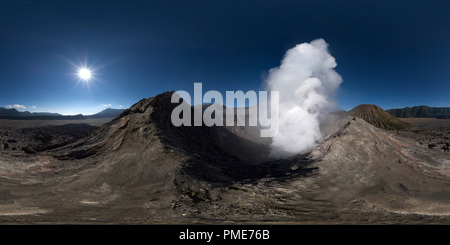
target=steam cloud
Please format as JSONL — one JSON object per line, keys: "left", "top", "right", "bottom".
{"left": 265, "top": 39, "right": 342, "bottom": 158}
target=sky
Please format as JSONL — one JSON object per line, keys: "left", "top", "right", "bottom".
{"left": 1, "top": 0, "right": 450, "bottom": 115}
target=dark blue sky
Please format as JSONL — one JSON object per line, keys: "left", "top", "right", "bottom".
{"left": 1, "top": 0, "right": 450, "bottom": 114}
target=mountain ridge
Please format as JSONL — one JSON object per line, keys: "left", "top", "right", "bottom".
{"left": 0, "top": 107, "right": 125, "bottom": 120}
{"left": 386, "top": 105, "right": 450, "bottom": 119}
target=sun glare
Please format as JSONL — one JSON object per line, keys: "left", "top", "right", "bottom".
{"left": 79, "top": 68, "right": 92, "bottom": 80}
{"left": 60, "top": 53, "right": 102, "bottom": 90}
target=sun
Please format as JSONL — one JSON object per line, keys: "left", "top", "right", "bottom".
{"left": 78, "top": 68, "right": 92, "bottom": 81}
{"left": 59, "top": 53, "right": 103, "bottom": 90}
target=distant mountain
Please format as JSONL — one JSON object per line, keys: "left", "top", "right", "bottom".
{"left": 0, "top": 107, "right": 125, "bottom": 120}
{"left": 386, "top": 106, "right": 450, "bottom": 119}
{"left": 20, "top": 111, "right": 63, "bottom": 117}
{"left": 0, "top": 108, "right": 63, "bottom": 118}
{"left": 0, "top": 107, "right": 21, "bottom": 117}
{"left": 89, "top": 108, "right": 125, "bottom": 118}
{"left": 348, "top": 104, "right": 410, "bottom": 130}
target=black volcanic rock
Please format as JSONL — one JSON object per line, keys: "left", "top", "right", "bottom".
{"left": 348, "top": 104, "right": 410, "bottom": 130}
{"left": 386, "top": 106, "right": 450, "bottom": 119}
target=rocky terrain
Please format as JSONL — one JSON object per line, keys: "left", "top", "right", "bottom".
{"left": 0, "top": 92, "right": 449, "bottom": 224}
{"left": 395, "top": 118, "right": 450, "bottom": 154}
{"left": 0, "top": 118, "right": 112, "bottom": 154}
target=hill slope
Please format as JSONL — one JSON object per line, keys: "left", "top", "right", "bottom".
{"left": 348, "top": 104, "right": 410, "bottom": 130}
{"left": 41, "top": 92, "right": 274, "bottom": 221}
{"left": 309, "top": 117, "right": 450, "bottom": 215}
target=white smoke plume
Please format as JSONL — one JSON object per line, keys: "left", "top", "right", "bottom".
{"left": 265, "top": 39, "right": 343, "bottom": 158}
